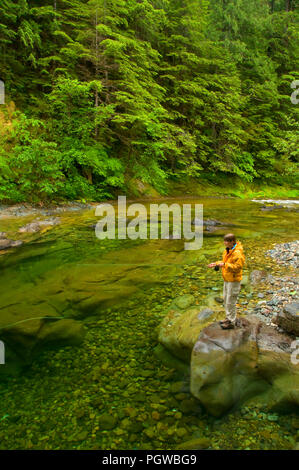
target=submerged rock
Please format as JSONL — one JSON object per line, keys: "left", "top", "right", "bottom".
{"left": 37, "top": 319, "right": 86, "bottom": 346}
{"left": 261, "top": 205, "right": 284, "bottom": 211}
{"left": 98, "top": 413, "right": 118, "bottom": 430}
{"left": 197, "top": 308, "right": 214, "bottom": 322}
{"left": 0, "top": 315, "right": 85, "bottom": 372}
{"left": 190, "top": 316, "right": 299, "bottom": 416}
{"left": 192, "top": 218, "right": 235, "bottom": 230}
{"left": 173, "top": 294, "right": 195, "bottom": 310}
{"left": 158, "top": 306, "right": 221, "bottom": 362}
{"left": 18, "top": 217, "right": 61, "bottom": 233}
{"left": 177, "top": 437, "right": 211, "bottom": 450}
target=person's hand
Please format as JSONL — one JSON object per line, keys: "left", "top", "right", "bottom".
{"left": 207, "top": 262, "right": 225, "bottom": 268}
{"left": 207, "top": 262, "right": 217, "bottom": 268}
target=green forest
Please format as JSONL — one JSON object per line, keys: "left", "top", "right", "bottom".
{"left": 0, "top": 0, "right": 298, "bottom": 202}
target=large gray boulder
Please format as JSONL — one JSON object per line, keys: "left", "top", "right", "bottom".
{"left": 274, "top": 302, "right": 299, "bottom": 336}
{"left": 190, "top": 316, "right": 299, "bottom": 416}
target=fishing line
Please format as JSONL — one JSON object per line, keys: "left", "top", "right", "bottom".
{"left": 0, "top": 316, "right": 65, "bottom": 331}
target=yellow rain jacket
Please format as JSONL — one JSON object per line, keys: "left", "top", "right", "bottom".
{"left": 216, "top": 241, "right": 245, "bottom": 282}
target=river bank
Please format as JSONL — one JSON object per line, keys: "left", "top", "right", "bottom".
{"left": 0, "top": 174, "right": 298, "bottom": 208}
{"left": 0, "top": 191, "right": 298, "bottom": 226}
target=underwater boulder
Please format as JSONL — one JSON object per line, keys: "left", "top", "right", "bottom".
{"left": 157, "top": 306, "right": 221, "bottom": 363}
{"left": 37, "top": 318, "right": 86, "bottom": 346}
{"left": 18, "top": 217, "right": 61, "bottom": 233}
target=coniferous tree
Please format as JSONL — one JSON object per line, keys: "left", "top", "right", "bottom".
{"left": 0, "top": 0, "right": 298, "bottom": 201}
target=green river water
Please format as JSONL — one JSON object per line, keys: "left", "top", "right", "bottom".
{"left": 0, "top": 197, "right": 298, "bottom": 450}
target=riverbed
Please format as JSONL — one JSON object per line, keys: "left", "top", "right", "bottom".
{"left": 0, "top": 197, "right": 298, "bottom": 450}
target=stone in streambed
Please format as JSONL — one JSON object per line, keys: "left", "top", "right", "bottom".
{"left": 37, "top": 318, "right": 86, "bottom": 346}
{"left": 261, "top": 205, "right": 284, "bottom": 211}
{"left": 98, "top": 413, "right": 118, "bottom": 430}
{"left": 174, "top": 294, "right": 195, "bottom": 310}
{"left": 18, "top": 217, "right": 61, "bottom": 233}
{"left": 177, "top": 437, "right": 210, "bottom": 450}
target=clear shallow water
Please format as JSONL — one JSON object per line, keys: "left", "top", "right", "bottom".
{"left": 0, "top": 197, "right": 298, "bottom": 450}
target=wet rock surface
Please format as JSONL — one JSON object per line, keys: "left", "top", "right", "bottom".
{"left": 260, "top": 205, "right": 284, "bottom": 211}
{"left": 1, "top": 317, "right": 86, "bottom": 364}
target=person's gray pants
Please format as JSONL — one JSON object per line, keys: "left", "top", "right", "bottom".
{"left": 223, "top": 281, "right": 241, "bottom": 323}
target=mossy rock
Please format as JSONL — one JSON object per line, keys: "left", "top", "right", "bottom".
{"left": 126, "top": 179, "right": 161, "bottom": 198}
{"left": 157, "top": 305, "right": 223, "bottom": 363}
{"left": 37, "top": 319, "right": 86, "bottom": 346}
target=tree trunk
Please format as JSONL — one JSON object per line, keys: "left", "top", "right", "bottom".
{"left": 95, "top": 8, "right": 99, "bottom": 139}
{"left": 84, "top": 168, "right": 93, "bottom": 184}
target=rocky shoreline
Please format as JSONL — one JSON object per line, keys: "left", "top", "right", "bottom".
{"left": 250, "top": 274, "right": 298, "bottom": 331}
{"left": 249, "top": 241, "right": 298, "bottom": 332}
{"left": 266, "top": 240, "right": 299, "bottom": 269}
{"left": 0, "top": 202, "right": 95, "bottom": 219}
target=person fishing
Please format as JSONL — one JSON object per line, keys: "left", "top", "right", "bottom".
{"left": 207, "top": 233, "right": 245, "bottom": 329}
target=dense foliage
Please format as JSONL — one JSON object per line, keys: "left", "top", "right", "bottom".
{"left": 0, "top": 0, "right": 298, "bottom": 201}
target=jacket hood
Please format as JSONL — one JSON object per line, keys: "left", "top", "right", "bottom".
{"left": 224, "top": 240, "right": 244, "bottom": 256}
